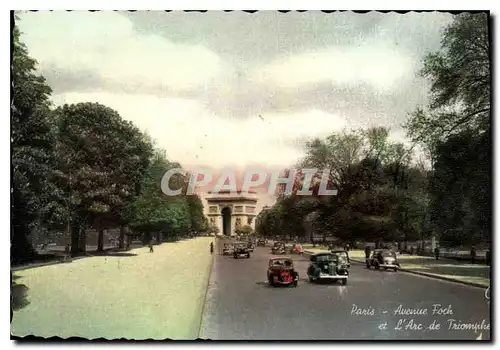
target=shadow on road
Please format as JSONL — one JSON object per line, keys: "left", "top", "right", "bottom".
{"left": 11, "top": 274, "right": 30, "bottom": 311}
{"left": 86, "top": 250, "right": 138, "bottom": 257}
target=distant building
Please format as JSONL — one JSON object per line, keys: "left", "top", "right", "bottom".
{"left": 200, "top": 189, "right": 259, "bottom": 236}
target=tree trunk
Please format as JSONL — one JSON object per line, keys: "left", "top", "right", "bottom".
{"left": 119, "top": 225, "right": 127, "bottom": 249}
{"left": 97, "top": 226, "right": 104, "bottom": 252}
{"left": 70, "top": 221, "right": 81, "bottom": 256}
{"left": 11, "top": 223, "right": 36, "bottom": 264}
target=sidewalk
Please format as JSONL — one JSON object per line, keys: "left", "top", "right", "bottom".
{"left": 11, "top": 237, "right": 215, "bottom": 340}
{"left": 303, "top": 249, "right": 490, "bottom": 288}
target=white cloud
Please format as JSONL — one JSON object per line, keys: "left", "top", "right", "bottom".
{"left": 251, "top": 44, "right": 415, "bottom": 92}
{"left": 19, "top": 11, "right": 222, "bottom": 91}
{"left": 51, "top": 92, "right": 347, "bottom": 169}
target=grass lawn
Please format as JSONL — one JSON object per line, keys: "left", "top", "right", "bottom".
{"left": 11, "top": 237, "right": 214, "bottom": 340}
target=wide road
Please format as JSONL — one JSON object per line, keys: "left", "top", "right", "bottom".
{"left": 200, "top": 241, "right": 491, "bottom": 340}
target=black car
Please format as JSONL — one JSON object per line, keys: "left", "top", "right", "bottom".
{"left": 247, "top": 240, "right": 255, "bottom": 252}
{"left": 366, "top": 249, "right": 400, "bottom": 271}
{"left": 257, "top": 238, "right": 266, "bottom": 247}
{"left": 272, "top": 242, "right": 286, "bottom": 254}
{"left": 234, "top": 243, "right": 251, "bottom": 259}
{"left": 223, "top": 243, "right": 235, "bottom": 255}
{"left": 331, "top": 250, "right": 350, "bottom": 268}
{"left": 307, "top": 253, "right": 348, "bottom": 284}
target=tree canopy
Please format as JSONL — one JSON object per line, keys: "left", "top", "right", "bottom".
{"left": 11, "top": 21, "right": 210, "bottom": 262}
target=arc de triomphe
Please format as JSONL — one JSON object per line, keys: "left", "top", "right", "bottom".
{"left": 204, "top": 190, "right": 258, "bottom": 236}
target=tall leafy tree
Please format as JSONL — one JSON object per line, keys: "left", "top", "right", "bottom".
{"left": 127, "top": 150, "right": 190, "bottom": 243}
{"left": 429, "top": 130, "right": 490, "bottom": 247}
{"left": 406, "top": 13, "right": 490, "bottom": 150}
{"left": 186, "top": 194, "right": 208, "bottom": 235}
{"left": 405, "top": 13, "right": 491, "bottom": 248}
{"left": 54, "top": 102, "right": 153, "bottom": 254}
{"left": 11, "top": 23, "right": 66, "bottom": 263}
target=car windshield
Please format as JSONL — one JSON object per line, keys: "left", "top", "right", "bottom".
{"left": 316, "top": 255, "right": 336, "bottom": 262}
{"left": 382, "top": 251, "right": 396, "bottom": 258}
{"left": 272, "top": 259, "right": 292, "bottom": 267}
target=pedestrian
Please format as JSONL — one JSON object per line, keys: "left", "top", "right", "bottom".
{"left": 364, "top": 245, "right": 371, "bottom": 259}
{"left": 434, "top": 246, "right": 440, "bottom": 260}
{"left": 65, "top": 244, "right": 70, "bottom": 259}
{"left": 345, "top": 243, "right": 350, "bottom": 252}
{"left": 410, "top": 246, "right": 414, "bottom": 255}
{"left": 470, "top": 246, "right": 476, "bottom": 264}
{"left": 210, "top": 241, "right": 214, "bottom": 254}
{"left": 149, "top": 240, "right": 154, "bottom": 253}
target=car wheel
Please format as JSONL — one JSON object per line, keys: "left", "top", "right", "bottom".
{"left": 293, "top": 281, "right": 298, "bottom": 287}
{"left": 308, "top": 275, "right": 313, "bottom": 283}
{"left": 375, "top": 264, "right": 380, "bottom": 270}
{"left": 247, "top": 254, "right": 250, "bottom": 258}
{"left": 384, "top": 267, "right": 388, "bottom": 271}
{"left": 394, "top": 268, "right": 398, "bottom": 272}
{"left": 341, "top": 279, "right": 347, "bottom": 286}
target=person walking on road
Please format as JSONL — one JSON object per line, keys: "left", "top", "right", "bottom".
{"left": 434, "top": 246, "right": 440, "bottom": 260}
{"left": 364, "top": 245, "right": 371, "bottom": 267}
{"left": 470, "top": 246, "right": 476, "bottom": 264}
{"left": 149, "top": 240, "right": 154, "bottom": 253}
{"left": 65, "top": 244, "right": 70, "bottom": 260}
{"left": 210, "top": 241, "right": 214, "bottom": 254}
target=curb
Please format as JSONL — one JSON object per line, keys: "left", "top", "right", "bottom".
{"left": 349, "top": 258, "right": 489, "bottom": 289}
{"left": 197, "top": 238, "right": 216, "bottom": 339}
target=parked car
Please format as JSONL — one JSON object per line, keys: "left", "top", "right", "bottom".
{"left": 272, "top": 242, "right": 286, "bottom": 254}
{"left": 331, "top": 250, "right": 350, "bottom": 268}
{"left": 234, "top": 243, "right": 251, "bottom": 259}
{"left": 223, "top": 243, "right": 235, "bottom": 255}
{"left": 267, "top": 257, "right": 299, "bottom": 287}
{"left": 366, "top": 249, "right": 400, "bottom": 271}
{"left": 257, "top": 238, "right": 266, "bottom": 247}
{"left": 307, "top": 253, "right": 349, "bottom": 285}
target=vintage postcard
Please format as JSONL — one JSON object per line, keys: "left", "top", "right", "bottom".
{"left": 11, "top": 10, "right": 491, "bottom": 341}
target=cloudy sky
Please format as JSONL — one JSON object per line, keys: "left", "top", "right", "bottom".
{"left": 17, "top": 11, "right": 453, "bottom": 205}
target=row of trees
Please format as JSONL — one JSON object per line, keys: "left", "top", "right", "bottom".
{"left": 12, "top": 21, "right": 209, "bottom": 263}
{"left": 256, "top": 13, "right": 490, "bottom": 249}
{"left": 256, "top": 127, "right": 429, "bottom": 246}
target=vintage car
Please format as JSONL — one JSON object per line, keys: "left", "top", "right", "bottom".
{"left": 331, "top": 250, "right": 350, "bottom": 268}
{"left": 271, "top": 242, "right": 286, "bottom": 254}
{"left": 233, "top": 243, "right": 251, "bottom": 259}
{"left": 267, "top": 257, "right": 299, "bottom": 287}
{"left": 366, "top": 249, "right": 400, "bottom": 271}
{"left": 223, "top": 243, "right": 235, "bottom": 255}
{"left": 307, "top": 253, "right": 349, "bottom": 284}
{"left": 247, "top": 240, "right": 255, "bottom": 252}
{"left": 257, "top": 238, "right": 266, "bottom": 247}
